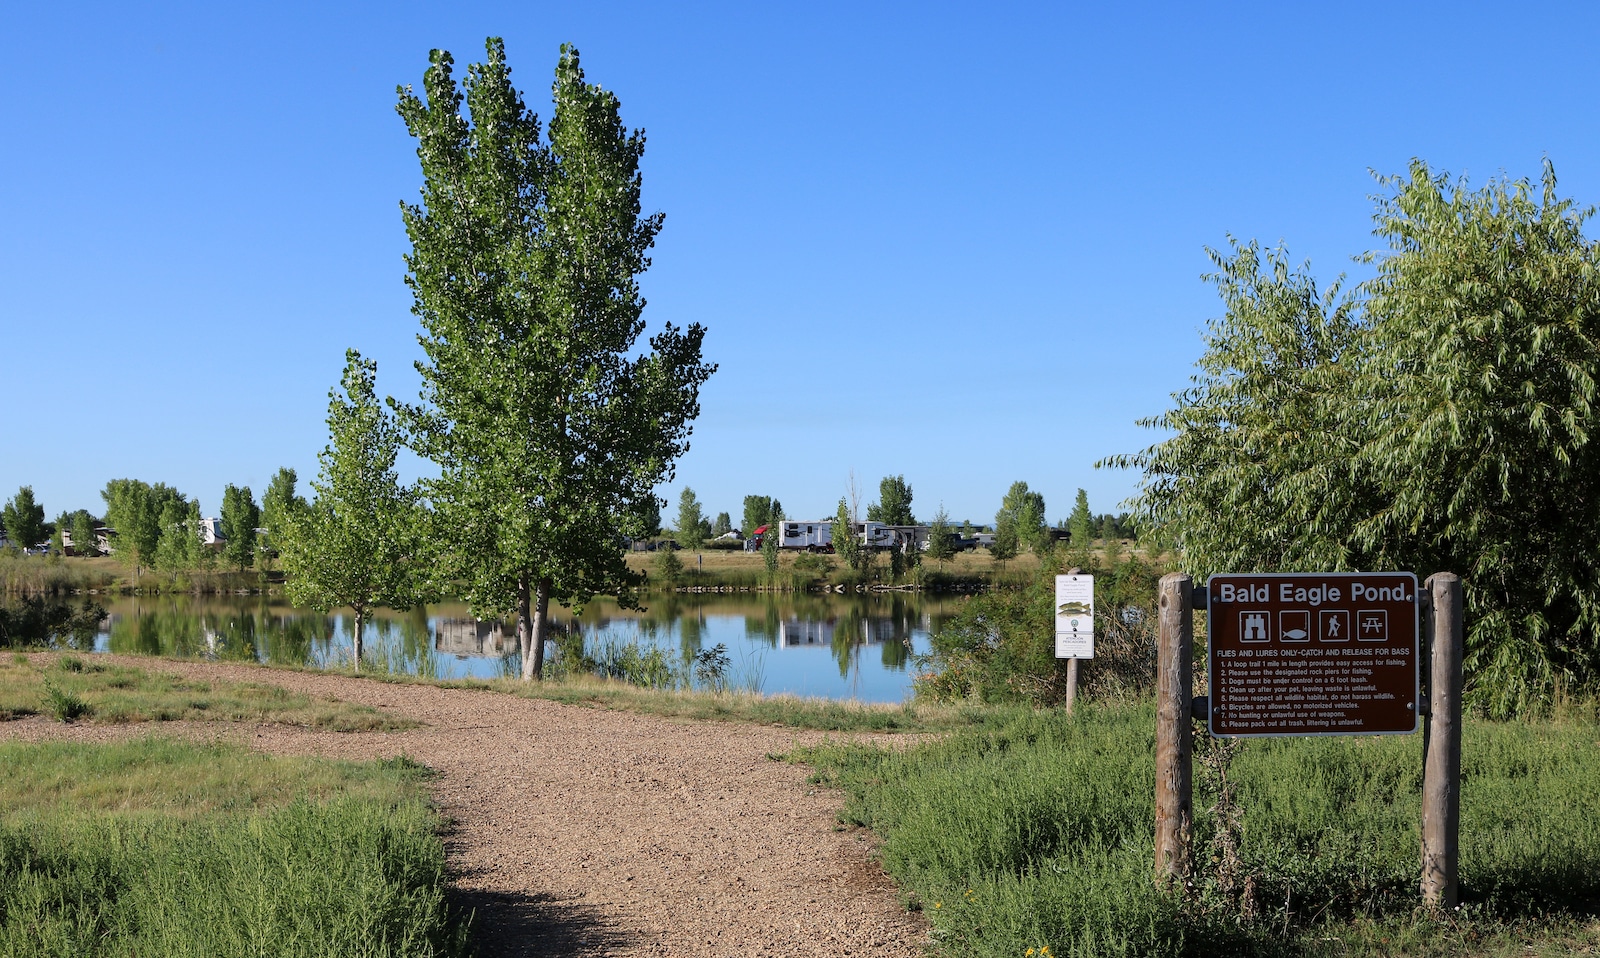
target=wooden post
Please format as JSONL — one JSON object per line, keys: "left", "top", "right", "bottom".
{"left": 1155, "top": 572, "right": 1194, "bottom": 884}
{"left": 1421, "top": 572, "right": 1463, "bottom": 909}
{"left": 1063, "top": 566, "right": 1082, "bottom": 715}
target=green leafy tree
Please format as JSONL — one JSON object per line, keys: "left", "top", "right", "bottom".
{"left": 396, "top": 40, "right": 714, "bottom": 681}
{"left": 742, "top": 495, "right": 781, "bottom": 541}
{"left": 220, "top": 485, "right": 260, "bottom": 573}
{"left": 2, "top": 487, "right": 46, "bottom": 552}
{"left": 653, "top": 546, "right": 683, "bottom": 585}
{"left": 866, "top": 475, "right": 915, "bottom": 526}
{"left": 1101, "top": 237, "right": 1367, "bottom": 576}
{"left": 49, "top": 511, "right": 68, "bottom": 554}
{"left": 1067, "top": 488, "right": 1095, "bottom": 561}
{"left": 1107, "top": 160, "right": 1600, "bottom": 714}
{"left": 995, "top": 481, "right": 1046, "bottom": 555}
{"left": 1354, "top": 161, "right": 1600, "bottom": 713}
{"left": 281, "top": 350, "right": 423, "bottom": 670}
{"left": 153, "top": 499, "right": 202, "bottom": 573}
{"left": 710, "top": 512, "right": 732, "bottom": 538}
{"left": 101, "top": 480, "right": 187, "bottom": 577}
{"left": 761, "top": 505, "right": 782, "bottom": 580}
{"left": 69, "top": 510, "right": 99, "bottom": 558}
{"left": 674, "top": 488, "right": 706, "bottom": 550}
{"left": 833, "top": 497, "right": 862, "bottom": 571}
{"left": 989, "top": 522, "right": 1019, "bottom": 563}
{"left": 260, "top": 467, "right": 308, "bottom": 566}
{"left": 925, "top": 505, "right": 956, "bottom": 566}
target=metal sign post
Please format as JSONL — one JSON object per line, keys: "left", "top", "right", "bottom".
{"left": 1055, "top": 571, "right": 1094, "bottom": 714}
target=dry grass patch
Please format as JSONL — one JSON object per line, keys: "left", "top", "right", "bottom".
{"left": 0, "top": 653, "right": 415, "bottom": 731}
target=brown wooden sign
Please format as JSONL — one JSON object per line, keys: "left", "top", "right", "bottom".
{"left": 1207, "top": 572, "right": 1419, "bottom": 737}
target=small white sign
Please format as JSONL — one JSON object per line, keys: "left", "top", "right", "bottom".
{"left": 1055, "top": 574, "right": 1094, "bottom": 659}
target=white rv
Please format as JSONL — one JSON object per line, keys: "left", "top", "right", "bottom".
{"left": 777, "top": 520, "right": 834, "bottom": 550}
{"left": 854, "top": 521, "right": 897, "bottom": 550}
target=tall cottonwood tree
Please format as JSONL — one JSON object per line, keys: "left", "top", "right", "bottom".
{"left": 866, "top": 475, "right": 915, "bottom": 526}
{"left": 833, "top": 497, "right": 862, "bottom": 571}
{"left": 153, "top": 499, "right": 203, "bottom": 573}
{"left": 220, "top": 485, "right": 259, "bottom": 573}
{"left": 674, "top": 488, "right": 706, "bottom": 550}
{"left": 397, "top": 40, "right": 713, "bottom": 680}
{"left": 1, "top": 487, "right": 45, "bottom": 552}
{"left": 925, "top": 506, "right": 957, "bottom": 566}
{"left": 101, "top": 480, "right": 188, "bottom": 578}
{"left": 995, "top": 481, "right": 1047, "bottom": 555}
{"left": 69, "top": 510, "right": 99, "bottom": 558}
{"left": 260, "top": 467, "right": 307, "bottom": 568}
{"left": 281, "top": 350, "right": 421, "bottom": 670}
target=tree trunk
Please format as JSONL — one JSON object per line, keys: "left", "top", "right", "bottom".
{"left": 352, "top": 607, "right": 365, "bottom": 671}
{"left": 517, "top": 574, "right": 535, "bottom": 680}
{"left": 530, "top": 577, "right": 551, "bottom": 681}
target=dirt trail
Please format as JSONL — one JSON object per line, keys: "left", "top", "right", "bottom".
{"left": 1, "top": 655, "right": 929, "bottom": 957}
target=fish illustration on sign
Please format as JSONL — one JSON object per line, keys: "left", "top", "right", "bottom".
{"left": 1279, "top": 610, "right": 1310, "bottom": 642}
{"left": 1057, "top": 601, "right": 1091, "bottom": 616}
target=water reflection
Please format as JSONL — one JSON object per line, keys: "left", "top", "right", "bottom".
{"left": 7, "top": 592, "right": 965, "bottom": 702}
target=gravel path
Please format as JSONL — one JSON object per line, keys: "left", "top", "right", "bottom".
{"left": 1, "top": 655, "right": 929, "bottom": 957}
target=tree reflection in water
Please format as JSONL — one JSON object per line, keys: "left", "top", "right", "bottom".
{"left": 64, "top": 592, "right": 956, "bottom": 702}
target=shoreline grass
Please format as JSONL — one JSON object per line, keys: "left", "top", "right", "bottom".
{"left": 296, "top": 661, "right": 1012, "bottom": 734}
{"left": 0, "top": 736, "right": 467, "bottom": 956}
{"left": 795, "top": 702, "right": 1600, "bottom": 957}
{"left": 1, "top": 653, "right": 416, "bottom": 730}
{"left": 10, "top": 645, "right": 1007, "bottom": 734}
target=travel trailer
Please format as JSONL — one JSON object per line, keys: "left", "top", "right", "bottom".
{"left": 776, "top": 520, "right": 834, "bottom": 550}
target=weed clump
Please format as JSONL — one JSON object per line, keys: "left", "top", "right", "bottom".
{"left": 41, "top": 678, "right": 91, "bottom": 721}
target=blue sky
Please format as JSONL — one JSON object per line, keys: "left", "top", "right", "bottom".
{"left": 5, "top": 2, "right": 1599, "bottom": 528}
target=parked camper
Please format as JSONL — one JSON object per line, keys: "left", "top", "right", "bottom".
{"left": 777, "top": 520, "right": 833, "bottom": 551}
{"left": 854, "top": 521, "right": 897, "bottom": 550}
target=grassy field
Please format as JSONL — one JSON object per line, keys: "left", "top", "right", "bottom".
{"left": 0, "top": 736, "right": 466, "bottom": 957}
{"left": 798, "top": 702, "right": 1600, "bottom": 957}
{"left": 621, "top": 546, "right": 1154, "bottom": 591}
{"left": 0, "top": 653, "right": 415, "bottom": 730}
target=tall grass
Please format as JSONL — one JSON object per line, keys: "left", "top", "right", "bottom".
{"left": 799, "top": 703, "right": 1600, "bottom": 957}
{"left": 0, "top": 738, "right": 467, "bottom": 957}
{"left": 0, "top": 554, "right": 116, "bottom": 595}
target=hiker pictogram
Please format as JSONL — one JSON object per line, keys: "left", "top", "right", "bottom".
{"left": 1319, "top": 609, "right": 1350, "bottom": 643}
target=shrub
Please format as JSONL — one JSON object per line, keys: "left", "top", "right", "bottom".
{"left": 41, "top": 679, "right": 91, "bottom": 722}
{"left": 915, "top": 552, "right": 1162, "bottom": 707}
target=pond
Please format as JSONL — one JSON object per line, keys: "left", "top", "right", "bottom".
{"left": 10, "top": 592, "right": 967, "bottom": 703}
